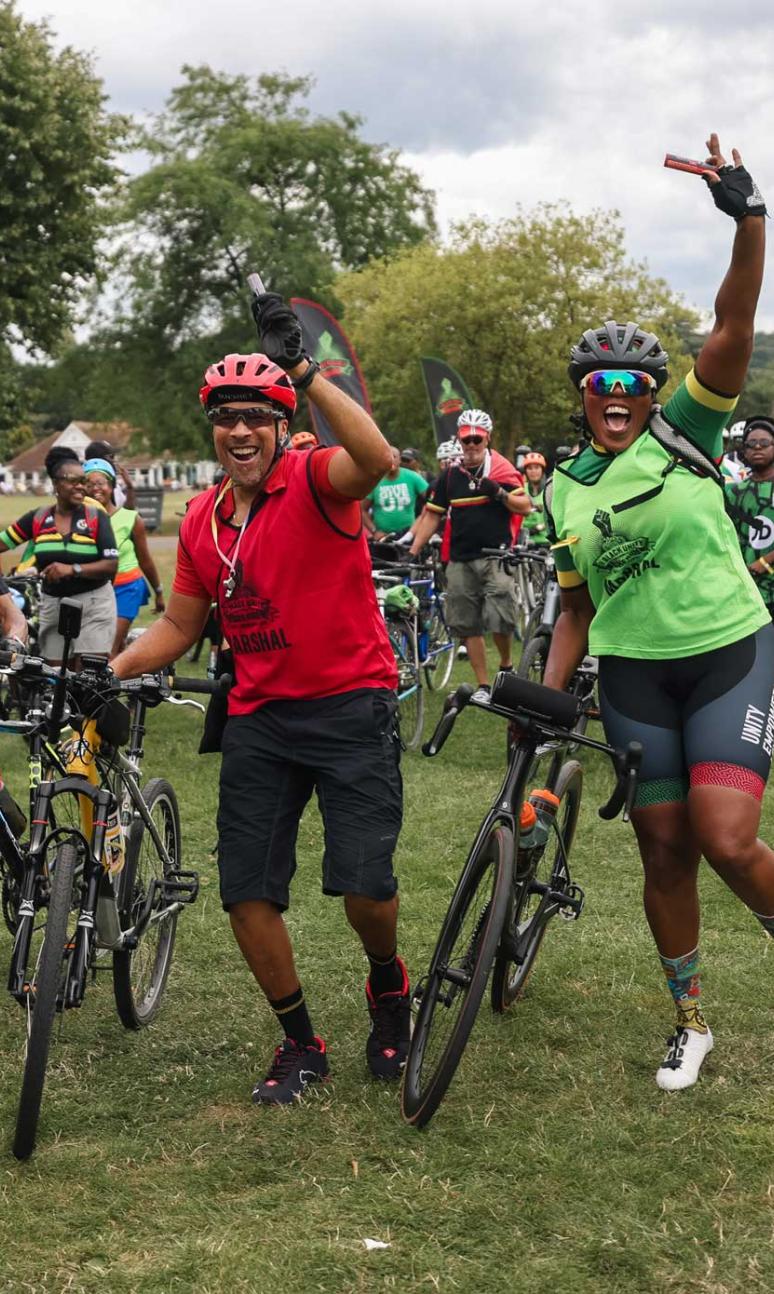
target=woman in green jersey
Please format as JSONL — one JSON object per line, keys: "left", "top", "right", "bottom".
{"left": 544, "top": 134, "right": 772, "bottom": 1092}
{"left": 521, "top": 452, "right": 549, "bottom": 545}
{"left": 83, "top": 458, "right": 165, "bottom": 657}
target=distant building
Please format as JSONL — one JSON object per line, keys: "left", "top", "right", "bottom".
{"left": 4, "top": 420, "right": 216, "bottom": 492}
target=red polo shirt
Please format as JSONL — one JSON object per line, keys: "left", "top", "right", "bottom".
{"left": 173, "top": 448, "right": 397, "bottom": 715}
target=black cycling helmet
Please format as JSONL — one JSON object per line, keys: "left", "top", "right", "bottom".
{"left": 568, "top": 320, "right": 669, "bottom": 391}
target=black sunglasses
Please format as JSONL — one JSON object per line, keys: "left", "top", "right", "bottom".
{"left": 745, "top": 438, "right": 774, "bottom": 450}
{"left": 207, "top": 407, "right": 280, "bottom": 430}
{"left": 57, "top": 474, "right": 88, "bottom": 486}
{"left": 461, "top": 436, "right": 486, "bottom": 446}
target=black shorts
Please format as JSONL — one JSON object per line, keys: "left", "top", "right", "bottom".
{"left": 217, "top": 688, "right": 403, "bottom": 910}
{"left": 598, "top": 624, "right": 774, "bottom": 808}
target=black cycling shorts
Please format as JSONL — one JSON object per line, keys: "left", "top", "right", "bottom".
{"left": 216, "top": 688, "right": 403, "bottom": 910}
{"left": 598, "top": 624, "right": 774, "bottom": 808}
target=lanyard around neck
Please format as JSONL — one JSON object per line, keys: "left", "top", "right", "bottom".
{"left": 210, "top": 479, "right": 253, "bottom": 597}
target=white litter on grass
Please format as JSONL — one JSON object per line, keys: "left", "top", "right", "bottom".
{"left": 362, "top": 1238, "right": 391, "bottom": 1251}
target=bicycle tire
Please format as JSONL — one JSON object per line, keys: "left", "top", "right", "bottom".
{"left": 401, "top": 823, "right": 513, "bottom": 1128}
{"left": 517, "top": 632, "right": 549, "bottom": 685}
{"left": 13, "top": 841, "right": 79, "bottom": 1161}
{"left": 491, "top": 760, "right": 583, "bottom": 1013}
{"left": 423, "top": 606, "right": 455, "bottom": 690}
{"left": 112, "top": 778, "right": 180, "bottom": 1029}
{"left": 389, "top": 621, "right": 425, "bottom": 750}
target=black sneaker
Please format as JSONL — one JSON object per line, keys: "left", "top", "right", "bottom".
{"left": 252, "top": 1035, "right": 329, "bottom": 1105}
{"left": 365, "top": 958, "right": 411, "bottom": 1080}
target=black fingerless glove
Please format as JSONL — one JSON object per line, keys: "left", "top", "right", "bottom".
{"left": 250, "top": 292, "right": 307, "bottom": 369}
{"left": 479, "top": 477, "right": 503, "bottom": 502}
{"left": 705, "top": 165, "right": 767, "bottom": 221}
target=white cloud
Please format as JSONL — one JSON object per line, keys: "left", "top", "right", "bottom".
{"left": 15, "top": 0, "right": 774, "bottom": 327}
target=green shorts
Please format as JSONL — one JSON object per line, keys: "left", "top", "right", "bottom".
{"left": 445, "top": 557, "right": 518, "bottom": 637}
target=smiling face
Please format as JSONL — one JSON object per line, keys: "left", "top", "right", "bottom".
{"left": 84, "top": 471, "right": 113, "bottom": 507}
{"left": 582, "top": 382, "right": 653, "bottom": 454}
{"left": 210, "top": 401, "right": 287, "bottom": 493}
{"left": 54, "top": 467, "right": 87, "bottom": 510}
{"left": 525, "top": 463, "right": 544, "bottom": 484}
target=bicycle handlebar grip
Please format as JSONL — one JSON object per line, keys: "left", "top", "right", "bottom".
{"left": 173, "top": 674, "right": 232, "bottom": 696}
{"left": 422, "top": 683, "right": 475, "bottom": 756}
{"left": 490, "top": 672, "right": 581, "bottom": 729}
{"left": 0, "top": 650, "right": 16, "bottom": 669}
{"left": 598, "top": 741, "right": 642, "bottom": 822}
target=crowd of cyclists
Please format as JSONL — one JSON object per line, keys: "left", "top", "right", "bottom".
{"left": 2, "top": 131, "right": 774, "bottom": 1124}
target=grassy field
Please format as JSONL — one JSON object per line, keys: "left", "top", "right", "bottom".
{"left": 2, "top": 616, "right": 774, "bottom": 1291}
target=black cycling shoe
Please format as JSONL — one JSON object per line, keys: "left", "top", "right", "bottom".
{"left": 252, "top": 1035, "right": 329, "bottom": 1105}
{"left": 366, "top": 958, "right": 411, "bottom": 1080}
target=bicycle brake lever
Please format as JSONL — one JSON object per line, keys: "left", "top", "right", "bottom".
{"left": 166, "top": 696, "right": 205, "bottom": 713}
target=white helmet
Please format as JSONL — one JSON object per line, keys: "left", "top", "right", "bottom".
{"left": 727, "top": 420, "right": 746, "bottom": 443}
{"left": 457, "top": 408, "right": 493, "bottom": 435}
{"left": 437, "top": 438, "right": 463, "bottom": 465}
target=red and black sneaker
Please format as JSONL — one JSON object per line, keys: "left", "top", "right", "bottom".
{"left": 252, "top": 1036, "right": 329, "bottom": 1105}
{"left": 365, "top": 958, "right": 411, "bottom": 1080}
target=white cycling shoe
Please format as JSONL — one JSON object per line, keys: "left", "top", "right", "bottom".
{"left": 656, "top": 1025, "right": 714, "bottom": 1091}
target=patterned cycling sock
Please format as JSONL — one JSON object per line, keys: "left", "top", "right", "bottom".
{"left": 269, "top": 986, "right": 316, "bottom": 1047}
{"left": 659, "top": 946, "right": 708, "bottom": 1034}
{"left": 753, "top": 912, "right": 774, "bottom": 937}
{"left": 366, "top": 947, "right": 403, "bottom": 997}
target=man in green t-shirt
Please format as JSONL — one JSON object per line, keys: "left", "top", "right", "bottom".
{"left": 362, "top": 446, "right": 428, "bottom": 538}
{"left": 725, "top": 416, "right": 774, "bottom": 617}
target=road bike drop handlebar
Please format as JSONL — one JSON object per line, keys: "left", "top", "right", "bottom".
{"left": 423, "top": 673, "right": 642, "bottom": 823}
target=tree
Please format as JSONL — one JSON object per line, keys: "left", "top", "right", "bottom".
{"left": 0, "top": 2, "right": 125, "bottom": 363}
{"left": 113, "top": 67, "right": 436, "bottom": 341}
{"left": 336, "top": 207, "right": 699, "bottom": 458}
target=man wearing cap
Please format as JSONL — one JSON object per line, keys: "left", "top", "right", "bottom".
{"left": 361, "top": 446, "right": 428, "bottom": 540}
{"left": 409, "top": 408, "right": 530, "bottom": 702}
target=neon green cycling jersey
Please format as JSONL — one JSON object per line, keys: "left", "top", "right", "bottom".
{"left": 546, "top": 369, "right": 768, "bottom": 658}
{"left": 523, "top": 485, "right": 549, "bottom": 545}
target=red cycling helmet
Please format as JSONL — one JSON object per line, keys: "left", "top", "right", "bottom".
{"left": 199, "top": 353, "right": 297, "bottom": 419}
{"left": 523, "top": 451, "right": 547, "bottom": 469}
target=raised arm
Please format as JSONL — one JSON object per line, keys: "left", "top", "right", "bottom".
{"left": 251, "top": 292, "right": 391, "bottom": 499}
{"left": 694, "top": 133, "right": 766, "bottom": 397}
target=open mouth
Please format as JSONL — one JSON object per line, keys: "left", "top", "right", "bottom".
{"left": 228, "top": 445, "right": 260, "bottom": 465}
{"left": 603, "top": 404, "right": 632, "bottom": 434}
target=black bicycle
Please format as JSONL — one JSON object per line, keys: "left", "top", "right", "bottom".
{"left": 0, "top": 598, "right": 223, "bottom": 1159}
{"left": 401, "top": 671, "right": 640, "bottom": 1128}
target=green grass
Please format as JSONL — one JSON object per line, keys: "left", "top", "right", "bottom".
{"left": 0, "top": 490, "right": 197, "bottom": 542}
{"left": 1, "top": 644, "right": 774, "bottom": 1293}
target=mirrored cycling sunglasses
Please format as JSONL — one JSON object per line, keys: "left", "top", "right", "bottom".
{"left": 580, "top": 370, "right": 657, "bottom": 397}
{"left": 206, "top": 406, "right": 280, "bottom": 429}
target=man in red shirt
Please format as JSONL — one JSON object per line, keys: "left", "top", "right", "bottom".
{"left": 112, "top": 294, "right": 409, "bottom": 1105}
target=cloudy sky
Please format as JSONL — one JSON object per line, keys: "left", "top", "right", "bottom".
{"left": 18, "top": 0, "right": 774, "bottom": 327}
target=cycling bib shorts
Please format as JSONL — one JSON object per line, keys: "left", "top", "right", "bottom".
{"left": 598, "top": 624, "right": 774, "bottom": 808}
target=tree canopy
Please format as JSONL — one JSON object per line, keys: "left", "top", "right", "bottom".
{"left": 336, "top": 206, "right": 699, "bottom": 458}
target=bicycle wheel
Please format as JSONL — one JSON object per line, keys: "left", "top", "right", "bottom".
{"left": 389, "top": 620, "right": 425, "bottom": 750}
{"left": 517, "top": 633, "right": 549, "bottom": 685}
{"left": 13, "top": 841, "right": 79, "bottom": 1161}
{"left": 423, "top": 604, "right": 455, "bottom": 690}
{"left": 401, "top": 823, "right": 513, "bottom": 1128}
{"left": 491, "top": 760, "right": 583, "bottom": 1013}
{"left": 112, "top": 778, "right": 180, "bottom": 1028}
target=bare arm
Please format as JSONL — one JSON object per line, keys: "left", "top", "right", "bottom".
{"left": 287, "top": 361, "right": 392, "bottom": 498}
{"left": 0, "top": 592, "right": 28, "bottom": 643}
{"left": 131, "top": 516, "right": 165, "bottom": 611}
{"left": 502, "top": 490, "right": 531, "bottom": 516}
{"left": 409, "top": 509, "right": 443, "bottom": 555}
{"left": 118, "top": 465, "right": 136, "bottom": 510}
{"left": 111, "top": 589, "right": 211, "bottom": 679}
{"left": 542, "top": 585, "right": 596, "bottom": 691}
{"left": 695, "top": 136, "right": 766, "bottom": 395}
{"left": 360, "top": 499, "right": 377, "bottom": 535}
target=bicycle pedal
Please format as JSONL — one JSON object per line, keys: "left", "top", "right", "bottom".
{"left": 555, "top": 883, "right": 585, "bottom": 921}
{"left": 164, "top": 869, "right": 199, "bottom": 904}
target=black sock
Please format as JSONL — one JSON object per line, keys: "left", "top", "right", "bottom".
{"left": 269, "top": 986, "right": 315, "bottom": 1047}
{"left": 366, "top": 947, "right": 403, "bottom": 997}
